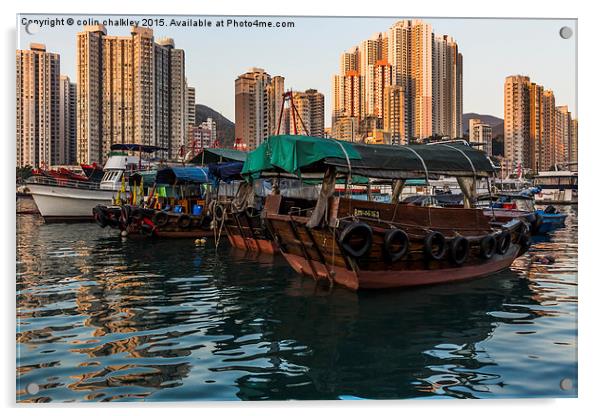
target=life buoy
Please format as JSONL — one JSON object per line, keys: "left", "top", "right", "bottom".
{"left": 449, "top": 236, "right": 469, "bottom": 265}
{"left": 153, "top": 211, "right": 169, "bottom": 227}
{"left": 496, "top": 231, "right": 511, "bottom": 255}
{"left": 177, "top": 214, "right": 192, "bottom": 228}
{"left": 245, "top": 206, "right": 259, "bottom": 218}
{"left": 214, "top": 203, "right": 226, "bottom": 222}
{"left": 479, "top": 235, "right": 496, "bottom": 259}
{"left": 383, "top": 228, "right": 409, "bottom": 262}
{"left": 424, "top": 231, "right": 446, "bottom": 261}
{"left": 339, "top": 222, "right": 373, "bottom": 258}
{"left": 93, "top": 206, "right": 108, "bottom": 228}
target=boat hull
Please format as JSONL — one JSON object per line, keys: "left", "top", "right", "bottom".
{"left": 283, "top": 245, "right": 520, "bottom": 291}
{"left": 28, "top": 184, "right": 114, "bottom": 222}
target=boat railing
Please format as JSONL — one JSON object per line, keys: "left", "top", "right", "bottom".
{"left": 26, "top": 175, "right": 102, "bottom": 190}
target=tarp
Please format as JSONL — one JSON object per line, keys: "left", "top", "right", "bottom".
{"left": 188, "top": 148, "right": 248, "bottom": 164}
{"left": 208, "top": 161, "right": 244, "bottom": 183}
{"left": 242, "top": 135, "right": 361, "bottom": 178}
{"left": 129, "top": 170, "right": 157, "bottom": 186}
{"left": 154, "top": 166, "right": 210, "bottom": 185}
{"left": 325, "top": 142, "right": 496, "bottom": 179}
{"left": 242, "top": 135, "right": 496, "bottom": 180}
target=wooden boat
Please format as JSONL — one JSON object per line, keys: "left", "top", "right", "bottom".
{"left": 94, "top": 165, "right": 215, "bottom": 238}
{"left": 241, "top": 135, "right": 530, "bottom": 291}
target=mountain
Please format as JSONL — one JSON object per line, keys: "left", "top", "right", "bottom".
{"left": 195, "top": 104, "right": 235, "bottom": 147}
{"left": 462, "top": 113, "right": 504, "bottom": 137}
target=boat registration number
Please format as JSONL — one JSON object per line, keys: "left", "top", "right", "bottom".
{"left": 353, "top": 208, "right": 380, "bottom": 219}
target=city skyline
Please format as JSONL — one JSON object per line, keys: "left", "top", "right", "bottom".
{"left": 18, "top": 15, "right": 577, "bottom": 126}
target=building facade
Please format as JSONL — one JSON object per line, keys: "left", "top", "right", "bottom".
{"left": 332, "top": 19, "right": 462, "bottom": 144}
{"left": 59, "top": 75, "right": 77, "bottom": 165}
{"left": 76, "top": 25, "right": 189, "bottom": 164}
{"left": 504, "top": 75, "right": 532, "bottom": 171}
{"left": 16, "top": 43, "right": 61, "bottom": 168}
{"left": 290, "top": 89, "right": 324, "bottom": 137}
{"left": 468, "top": 118, "right": 493, "bottom": 156}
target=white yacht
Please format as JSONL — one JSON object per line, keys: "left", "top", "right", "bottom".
{"left": 533, "top": 169, "right": 578, "bottom": 205}
{"left": 26, "top": 145, "right": 161, "bottom": 222}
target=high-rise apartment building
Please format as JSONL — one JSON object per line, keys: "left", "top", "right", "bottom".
{"left": 433, "top": 34, "right": 463, "bottom": 138}
{"left": 16, "top": 43, "right": 61, "bottom": 168}
{"left": 184, "top": 85, "right": 196, "bottom": 149}
{"left": 235, "top": 68, "right": 283, "bottom": 150}
{"left": 59, "top": 75, "right": 77, "bottom": 165}
{"left": 290, "top": 89, "right": 324, "bottom": 137}
{"left": 383, "top": 85, "right": 405, "bottom": 145}
{"left": 468, "top": 118, "right": 493, "bottom": 156}
{"left": 332, "top": 19, "right": 461, "bottom": 144}
{"left": 570, "top": 118, "right": 578, "bottom": 171}
{"left": 266, "top": 75, "right": 285, "bottom": 135}
{"left": 504, "top": 75, "right": 574, "bottom": 172}
{"left": 555, "top": 105, "right": 571, "bottom": 167}
{"left": 76, "top": 25, "right": 189, "bottom": 164}
{"left": 541, "top": 90, "right": 556, "bottom": 170}
{"left": 504, "top": 75, "right": 531, "bottom": 170}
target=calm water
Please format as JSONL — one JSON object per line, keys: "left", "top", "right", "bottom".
{"left": 16, "top": 206, "right": 578, "bottom": 402}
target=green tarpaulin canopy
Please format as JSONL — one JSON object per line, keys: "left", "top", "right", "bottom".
{"left": 242, "top": 135, "right": 361, "bottom": 178}
{"left": 242, "top": 135, "right": 496, "bottom": 180}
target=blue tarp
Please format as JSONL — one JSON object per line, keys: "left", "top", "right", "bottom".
{"left": 208, "top": 162, "right": 244, "bottom": 183}
{"left": 155, "top": 166, "right": 210, "bottom": 185}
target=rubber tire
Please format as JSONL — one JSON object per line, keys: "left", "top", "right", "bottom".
{"left": 153, "top": 211, "right": 169, "bottom": 227}
{"left": 177, "top": 214, "right": 192, "bottom": 229}
{"left": 383, "top": 228, "right": 409, "bottom": 262}
{"left": 424, "top": 231, "right": 446, "bottom": 261}
{"left": 479, "top": 235, "right": 496, "bottom": 259}
{"left": 214, "top": 203, "right": 225, "bottom": 222}
{"left": 339, "top": 222, "right": 373, "bottom": 258}
{"left": 93, "top": 206, "right": 108, "bottom": 228}
{"left": 449, "top": 236, "right": 470, "bottom": 265}
{"left": 496, "top": 231, "right": 511, "bottom": 255}
{"left": 245, "top": 206, "right": 259, "bottom": 218}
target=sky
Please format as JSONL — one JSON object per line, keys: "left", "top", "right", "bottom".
{"left": 17, "top": 14, "right": 577, "bottom": 126}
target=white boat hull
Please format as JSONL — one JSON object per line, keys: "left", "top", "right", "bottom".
{"left": 27, "top": 184, "right": 116, "bottom": 221}
{"left": 534, "top": 188, "right": 578, "bottom": 205}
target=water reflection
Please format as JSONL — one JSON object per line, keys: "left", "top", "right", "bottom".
{"left": 16, "top": 206, "right": 577, "bottom": 401}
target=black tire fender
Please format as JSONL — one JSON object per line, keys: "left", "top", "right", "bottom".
{"left": 383, "top": 228, "right": 409, "bottom": 262}
{"left": 496, "top": 231, "right": 511, "bottom": 255}
{"left": 177, "top": 214, "right": 192, "bottom": 228}
{"left": 214, "top": 203, "right": 226, "bottom": 222}
{"left": 424, "top": 231, "right": 446, "bottom": 261}
{"left": 479, "top": 234, "right": 496, "bottom": 259}
{"left": 449, "top": 236, "right": 470, "bottom": 265}
{"left": 339, "top": 222, "right": 373, "bottom": 258}
{"left": 153, "top": 211, "right": 169, "bottom": 227}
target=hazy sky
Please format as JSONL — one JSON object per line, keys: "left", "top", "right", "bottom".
{"left": 18, "top": 15, "right": 577, "bottom": 126}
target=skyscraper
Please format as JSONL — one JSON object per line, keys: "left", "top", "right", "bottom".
{"left": 59, "top": 75, "right": 77, "bottom": 165}
{"left": 185, "top": 85, "right": 196, "bottom": 149}
{"left": 76, "top": 25, "right": 189, "bottom": 163}
{"left": 433, "top": 34, "right": 463, "bottom": 138}
{"left": 235, "top": 68, "right": 279, "bottom": 150}
{"left": 504, "top": 75, "right": 531, "bottom": 170}
{"left": 266, "top": 75, "right": 285, "bottom": 135}
{"left": 332, "top": 19, "right": 461, "bottom": 144}
{"left": 290, "top": 89, "right": 325, "bottom": 137}
{"left": 16, "top": 43, "right": 60, "bottom": 168}
{"left": 542, "top": 90, "right": 556, "bottom": 170}
{"left": 383, "top": 85, "right": 405, "bottom": 145}
{"left": 570, "top": 118, "right": 578, "bottom": 171}
{"left": 555, "top": 105, "right": 571, "bottom": 166}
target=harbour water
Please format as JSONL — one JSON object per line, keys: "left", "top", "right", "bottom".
{"left": 16, "top": 206, "right": 578, "bottom": 402}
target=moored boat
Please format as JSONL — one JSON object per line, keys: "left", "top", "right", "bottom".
{"left": 533, "top": 169, "right": 578, "bottom": 205}
{"left": 240, "top": 135, "right": 530, "bottom": 291}
{"left": 27, "top": 144, "right": 164, "bottom": 222}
